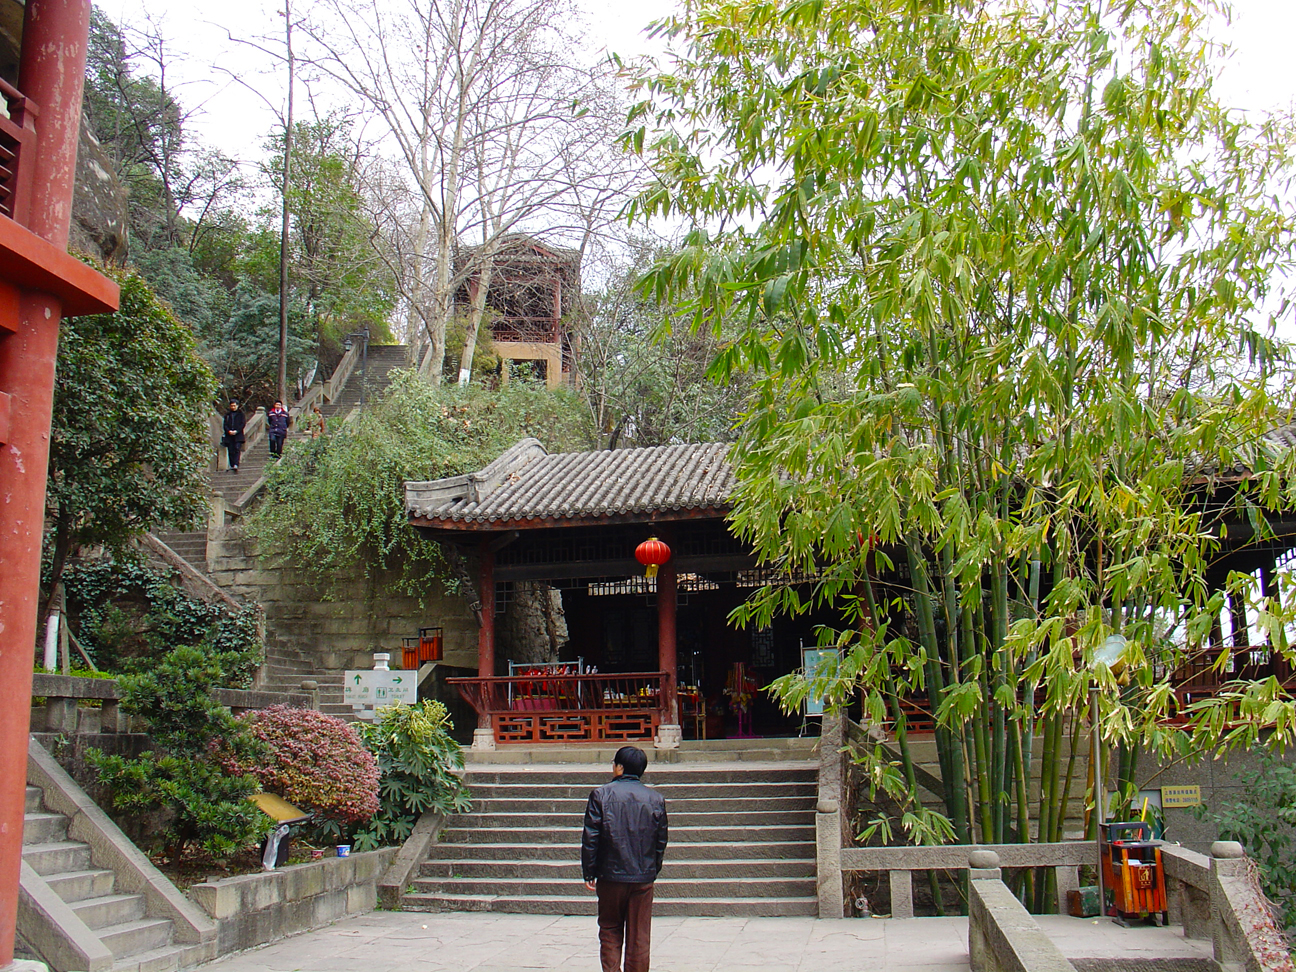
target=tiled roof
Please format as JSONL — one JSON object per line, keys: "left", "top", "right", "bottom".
{"left": 406, "top": 438, "right": 735, "bottom": 525}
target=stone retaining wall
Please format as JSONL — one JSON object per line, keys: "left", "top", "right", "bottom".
{"left": 207, "top": 530, "right": 478, "bottom": 675}
{"left": 188, "top": 848, "right": 399, "bottom": 956}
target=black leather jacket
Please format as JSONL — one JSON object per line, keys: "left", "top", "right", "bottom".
{"left": 581, "top": 774, "right": 668, "bottom": 884}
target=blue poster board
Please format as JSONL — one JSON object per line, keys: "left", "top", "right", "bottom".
{"left": 802, "top": 648, "right": 839, "bottom": 716}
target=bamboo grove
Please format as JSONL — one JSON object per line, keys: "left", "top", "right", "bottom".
{"left": 624, "top": 0, "right": 1296, "bottom": 883}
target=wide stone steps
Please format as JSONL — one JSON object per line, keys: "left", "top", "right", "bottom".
{"left": 458, "top": 809, "right": 814, "bottom": 828}
{"left": 474, "top": 796, "right": 813, "bottom": 814}
{"left": 464, "top": 781, "right": 816, "bottom": 800}
{"left": 402, "top": 892, "right": 819, "bottom": 918}
{"left": 418, "top": 858, "right": 815, "bottom": 880}
{"left": 22, "top": 784, "right": 197, "bottom": 972}
{"left": 412, "top": 760, "right": 819, "bottom": 918}
{"left": 425, "top": 840, "right": 816, "bottom": 862}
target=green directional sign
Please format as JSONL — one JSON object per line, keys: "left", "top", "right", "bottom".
{"left": 344, "top": 670, "right": 417, "bottom": 706}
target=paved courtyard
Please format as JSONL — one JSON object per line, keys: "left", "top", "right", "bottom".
{"left": 198, "top": 910, "right": 1214, "bottom": 972}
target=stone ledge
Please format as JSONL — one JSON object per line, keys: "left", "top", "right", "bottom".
{"left": 188, "top": 847, "right": 398, "bottom": 956}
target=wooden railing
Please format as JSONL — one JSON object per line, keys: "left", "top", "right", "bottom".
{"left": 0, "top": 79, "right": 36, "bottom": 225}
{"left": 447, "top": 671, "right": 668, "bottom": 744}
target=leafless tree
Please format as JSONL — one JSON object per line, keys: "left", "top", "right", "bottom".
{"left": 300, "top": 0, "right": 638, "bottom": 381}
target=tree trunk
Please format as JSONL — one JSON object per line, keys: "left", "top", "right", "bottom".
{"left": 458, "top": 248, "right": 497, "bottom": 387}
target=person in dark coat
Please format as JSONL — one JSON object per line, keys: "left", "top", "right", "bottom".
{"left": 582, "top": 746, "right": 668, "bottom": 972}
{"left": 267, "top": 400, "right": 290, "bottom": 458}
{"left": 221, "top": 400, "right": 245, "bottom": 472}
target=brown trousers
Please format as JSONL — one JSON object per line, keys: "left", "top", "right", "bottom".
{"left": 596, "top": 880, "right": 655, "bottom": 972}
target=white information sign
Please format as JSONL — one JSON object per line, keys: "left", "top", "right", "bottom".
{"left": 344, "top": 670, "right": 417, "bottom": 706}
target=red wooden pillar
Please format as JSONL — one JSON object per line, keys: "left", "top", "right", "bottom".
{"left": 474, "top": 540, "right": 496, "bottom": 746}
{"left": 656, "top": 528, "right": 680, "bottom": 744}
{"left": 0, "top": 1, "right": 97, "bottom": 965}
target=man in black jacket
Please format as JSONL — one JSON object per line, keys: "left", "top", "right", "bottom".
{"left": 581, "top": 746, "right": 668, "bottom": 972}
{"left": 221, "top": 400, "right": 245, "bottom": 472}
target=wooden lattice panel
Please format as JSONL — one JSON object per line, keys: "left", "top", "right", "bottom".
{"left": 595, "top": 711, "right": 658, "bottom": 741}
{"left": 493, "top": 709, "right": 658, "bottom": 744}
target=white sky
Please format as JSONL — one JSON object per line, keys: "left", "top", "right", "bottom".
{"left": 94, "top": 0, "right": 1296, "bottom": 165}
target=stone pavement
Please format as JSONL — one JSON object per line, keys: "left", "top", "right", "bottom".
{"left": 197, "top": 910, "right": 1214, "bottom": 972}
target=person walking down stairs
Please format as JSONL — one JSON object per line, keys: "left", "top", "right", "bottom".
{"left": 220, "top": 400, "right": 245, "bottom": 472}
{"left": 267, "top": 400, "right": 290, "bottom": 459}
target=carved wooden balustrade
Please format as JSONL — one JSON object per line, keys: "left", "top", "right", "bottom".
{"left": 447, "top": 671, "right": 669, "bottom": 743}
{"left": 0, "top": 79, "right": 36, "bottom": 225}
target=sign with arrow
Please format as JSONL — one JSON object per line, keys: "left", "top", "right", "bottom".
{"left": 344, "top": 670, "right": 417, "bottom": 706}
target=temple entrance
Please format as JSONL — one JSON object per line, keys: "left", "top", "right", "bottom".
{"left": 562, "top": 581, "right": 829, "bottom": 739}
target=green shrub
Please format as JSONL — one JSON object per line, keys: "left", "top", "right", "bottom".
{"left": 238, "top": 705, "right": 379, "bottom": 841}
{"left": 88, "top": 646, "right": 267, "bottom": 859}
{"left": 352, "top": 701, "right": 471, "bottom": 850}
{"left": 63, "top": 558, "right": 262, "bottom": 686}
{"left": 1198, "top": 750, "right": 1296, "bottom": 929}
{"left": 249, "top": 373, "right": 595, "bottom": 601}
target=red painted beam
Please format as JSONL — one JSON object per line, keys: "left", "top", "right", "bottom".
{"left": 0, "top": 2, "right": 111, "bottom": 965}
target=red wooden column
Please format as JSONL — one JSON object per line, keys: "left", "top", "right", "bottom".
{"left": 0, "top": 1, "right": 100, "bottom": 966}
{"left": 473, "top": 539, "right": 497, "bottom": 750}
{"left": 656, "top": 528, "right": 681, "bottom": 748}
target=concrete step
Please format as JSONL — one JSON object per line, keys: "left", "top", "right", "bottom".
{"left": 112, "top": 941, "right": 205, "bottom": 972}
{"left": 475, "top": 795, "right": 815, "bottom": 814}
{"left": 98, "top": 917, "right": 173, "bottom": 960}
{"left": 464, "top": 738, "right": 819, "bottom": 765}
{"left": 423, "top": 875, "right": 816, "bottom": 898}
{"left": 439, "top": 823, "right": 815, "bottom": 845}
{"left": 455, "top": 809, "right": 815, "bottom": 829}
{"left": 45, "top": 868, "right": 117, "bottom": 902}
{"left": 23, "top": 812, "right": 68, "bottom": 844}
{"left": 462, "top": 781, "right": 816, "bottom": 799}
{"left": 23, "top": 840, "right": 92, "bottom": 875}
{"left": 25, "top": 786, "right": 41, "bottom": 814}
{"left": 402, "top": 893, "right": 819, "bottom": 917}
{"left": 418, "top": 858, "right": 816, "bottom": 880}
{"left": 71, "top": 892, "right": 147, "bottom": 930}
{"left": 428, "top": 840, "right": 814, "bottom": 862}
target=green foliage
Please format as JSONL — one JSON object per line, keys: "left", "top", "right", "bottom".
{"left": 248, "top": 371, "right": 595, "bottom": 599}
{"left": 237, "top": 705, "right": 380, "bottom": 840}
{"left": 1199, "top": 751, "right": 1296, "bottom": 929}
{"left": 352, "top": 701, "right": 470, "bottom": 851}
{"left": 579, "top": 239, "right": 751, "bottom": 447}
{"left": 49, "top": 269, "right": 216, "bottom": 591}
{"left": 63, "top": 558, "right": 262, "bottom": 686}
{"left": 627, "top": 0, "right": 1296, "bottom": 856}
{"left": 88, "top": 647, "right": 266, "bottom": 859}
{"left": 264, "top": 117, "right": 397, "bottom": 345}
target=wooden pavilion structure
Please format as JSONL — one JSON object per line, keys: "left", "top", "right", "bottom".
{"left": 406, "top": 436, "right": 1296, "bottom": 749}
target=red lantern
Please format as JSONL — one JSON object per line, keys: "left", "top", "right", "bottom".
{"left": 635, "top": 537, "right": 671, "bottom": 579}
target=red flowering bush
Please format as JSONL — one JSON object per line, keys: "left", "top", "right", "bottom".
{"left": 239, "top": 705, "right": 379, "bottom": 835}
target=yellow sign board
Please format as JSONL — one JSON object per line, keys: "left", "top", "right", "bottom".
{"left": 248, "top": 792, "right": 310, "bottom": 823}
{"left": 1161, "top": 785, "right": 1201, "bottom": 809}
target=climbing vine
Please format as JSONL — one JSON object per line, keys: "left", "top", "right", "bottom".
{"left": 248, "top": 370, "right": 594, "bottom": 601}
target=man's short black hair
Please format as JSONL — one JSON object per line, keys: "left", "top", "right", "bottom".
{"left": 614, "top": 746, "right": 648, "bottom": 776}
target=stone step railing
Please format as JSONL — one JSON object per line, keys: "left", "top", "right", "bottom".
{"left": 816, "top": 714, "right": 1293, "bottom": 972}
{"left": 31, "top": 673, "right": 315, "bottom": 734}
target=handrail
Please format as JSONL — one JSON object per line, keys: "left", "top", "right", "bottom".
{"left": 31, "top": 672, "right": 312, "bottom": 734}
{"left": 324, "top": 341, "right": 362, "bottom": 403}
{"left": 447, "top": 671, "right": 669, "bottom": 716}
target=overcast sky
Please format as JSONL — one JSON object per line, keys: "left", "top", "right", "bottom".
{"left": 96, "top": 0, "right": 1296, "bottom": 165}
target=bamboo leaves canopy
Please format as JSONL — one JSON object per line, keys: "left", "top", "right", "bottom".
{"left": 623, "top": 0, "right": 1296, "bottom": 864}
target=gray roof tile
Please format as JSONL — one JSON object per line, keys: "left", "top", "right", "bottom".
{"left": 406, "top": 438, "right": 735, "bottom": 525}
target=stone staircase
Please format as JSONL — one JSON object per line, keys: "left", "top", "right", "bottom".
{"left": 154, "top": 345, "right": 411, "bottom": 574}
{"left": 258, "top": 642, "right": 351, "bottom": 720}
{"left": 406, "top": 743, "right": 819, "bottom": 917}
{"left": 23, "top": 784, "right": 204, "bottom": 972}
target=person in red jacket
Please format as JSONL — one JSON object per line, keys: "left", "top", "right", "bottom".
{"left": 581, "top": 746, "right": 669, "bottom": 972}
